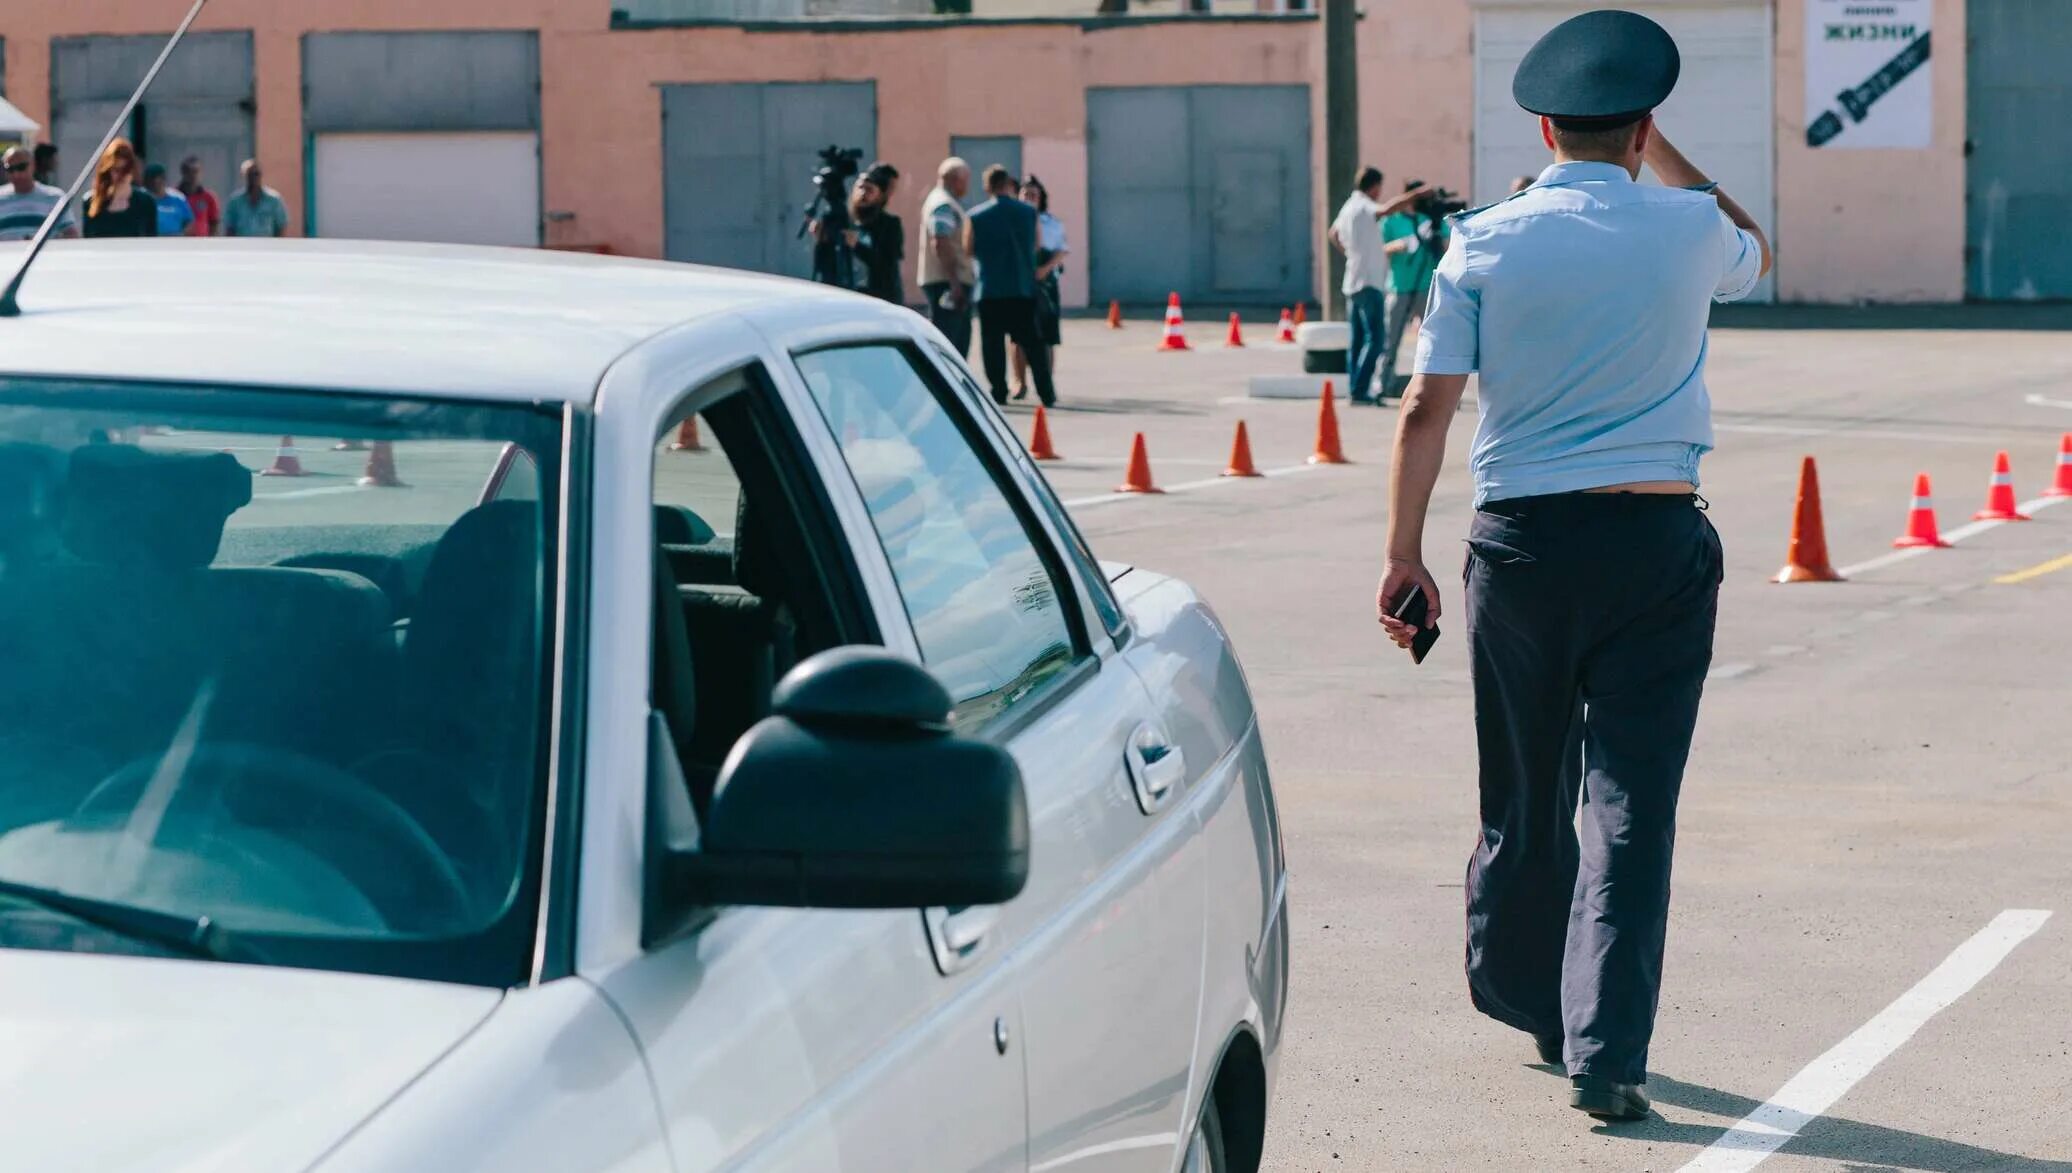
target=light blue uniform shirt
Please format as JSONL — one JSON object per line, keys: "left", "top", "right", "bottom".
{"left": 1413, "top": 161, "right": 1763, "bottom": 506}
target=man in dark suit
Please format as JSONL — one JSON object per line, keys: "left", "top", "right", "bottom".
{"left": 965, "top": 165, "right": 1057, "bottom": 407}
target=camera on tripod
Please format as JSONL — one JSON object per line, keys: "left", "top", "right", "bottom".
{"left": 800, "top": 144, "right": 866, "bottom": 287}
{"left": 1413, "top": 186, "right": 1469, "bottom": 220}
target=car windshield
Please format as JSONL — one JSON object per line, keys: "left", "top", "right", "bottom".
{"left": 0, "top": 379, "right": 562, "bottom": 986}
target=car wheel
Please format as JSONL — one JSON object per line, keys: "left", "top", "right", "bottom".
{"left": 1180, "top": 1096, "right": 1228, "bottom": 1173}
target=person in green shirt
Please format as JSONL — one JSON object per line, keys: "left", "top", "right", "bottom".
{"left": 1377, "top": 180, "right": 1444, "bottom": 401}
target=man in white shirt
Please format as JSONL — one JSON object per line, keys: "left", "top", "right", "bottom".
{"left": 1329, "top": 166, "right": 1425, "bottom": 403}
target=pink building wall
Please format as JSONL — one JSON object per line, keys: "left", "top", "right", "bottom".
{"left": 2, "top": 1, "right": 1971, "bottom": 304}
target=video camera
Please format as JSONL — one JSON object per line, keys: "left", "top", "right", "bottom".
{"left": 801, "top": 144, "right": 866, "bottom": 287}
{"left": 1413, "top": 186, "right": 1469, "bottom": 220}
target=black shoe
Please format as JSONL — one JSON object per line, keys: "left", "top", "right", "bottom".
{"left": 1569, "top": 1076, "right": 1650, "bottom": 1122}
{"left": 1533, "top": 1033, "right": 1564, "bottom": 1067}
{"left": 1349, "top": 394, "right": 1375, "bottom": 405}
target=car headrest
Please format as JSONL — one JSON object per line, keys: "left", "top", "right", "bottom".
{"left": 654, "top": 504, "right": 716, "bottom": 546}
{"left": 64, "top": 445, "right": 253, "bottom": 569}
{"left": 734, "top": 494, "right": 777, "bottom": 598}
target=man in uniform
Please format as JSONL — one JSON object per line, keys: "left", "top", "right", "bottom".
{"left": 1375, "top": 9, "right": 1770, "bottom": 1122}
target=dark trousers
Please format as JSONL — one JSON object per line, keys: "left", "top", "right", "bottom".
{"left": 1345, "top": 287, "right": 1386, "bottom": 401}
{"left": 923, "top": 282, "right": 973, "bottom": 359}
{"left": 978, "top": 296, "right": 1056, "bottom": 406}
{"left": 1461, "top": 492, "right": 1722, "bottom": 1085}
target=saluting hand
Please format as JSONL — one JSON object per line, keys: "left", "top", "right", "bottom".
{"left": 1376, "top": 556, "right": 1440, "bottom": 652}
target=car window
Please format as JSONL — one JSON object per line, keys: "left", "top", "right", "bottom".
{"left": 794, "top": 345, "right": 1078, "bottom": 731}
{"left": 0, "top": 381, "right": 560, "bottom": 988}
{"left": 652, "top": 413, "right": 741, "bottom": 542}
{"left": 927, "top": 343, "right": 1129, "bottom": 642}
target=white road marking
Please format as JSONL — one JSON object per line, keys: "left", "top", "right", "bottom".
{"left": 2023, "top": 393, "right": 2072, "bottom": 411}
{"left": 252, "top": 484, "right": 370, "bottom": 501}
{"left": 1062, "top": 462, "right": 1326, "bottom": 509}
{"left": 1714, "top": 422, "right": 2039, "bottom": 446}
{"left": 1676, "top": 908, "right": 2053, "bottom": 1173}
{"left": 1833, "top": 494, "right": 2067, "bottom": 578}
{"left": 1706, "top": 662, "right": 1758, "bottom": 681}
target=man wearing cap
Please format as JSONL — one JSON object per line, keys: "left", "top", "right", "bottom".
{"left": 1375, "top": 9, "right": 1770, "bottom": 1123}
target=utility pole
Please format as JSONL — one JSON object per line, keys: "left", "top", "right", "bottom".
{"left": 1321, "top": 0, "right": 1357, "bottom": 320}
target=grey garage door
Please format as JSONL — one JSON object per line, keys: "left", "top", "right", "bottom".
{"left": 1968, "top": 0, "right": 2072, "bottom": 300}
{"left": 52, "top": 32, "right": 252, "bottom": 199}
{"left": 950, "top": 135, "right": 1022, "bottom": 209}
{"left": 1087, "top": 85, "right": 1311, "bottom": 307}
{"left": 662, "top": 82, "right": 877, "bottom": 281}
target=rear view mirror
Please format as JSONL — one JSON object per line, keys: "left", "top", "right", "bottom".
{"left": 647, "top": 647, "right": 1028, "bottom": 928}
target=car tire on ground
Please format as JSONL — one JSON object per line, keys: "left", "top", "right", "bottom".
{"left": 1181, "top": 1095, "right": 1229, "bottom": 1173}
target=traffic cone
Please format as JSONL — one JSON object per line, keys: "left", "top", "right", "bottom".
{"left": 358, "top": 440, "right": 406, "bottom": 488}
{"left": 1773, "top": 456, "right": 1843, "bottom": 582}
{"left": 1292, "top": 303, "right": 1307, "bottom": 326}
{"left": 1275, "top": 309, "right": 1296, "bottom": 343}
{"left": 1221, "top": 420, "right": 1262, "bottom": 478}
{"left": 2045, "top": 433, "right": 2072, "bottom": 497}
{"left": 1891, "top": 473, "right": 1951, "bottom": 548}
{"left": 1971, "top": 450, "right": 2030, "bottom": 521}
{"left": 669, "top": 417, "right": 705, "bottom": 453}
{"left": 1224, "top": 312, "right": 1246, "bottom": 348}
{"left": 259, "top": 436, "right": 305, "bottom": 477}
{"left": 1117, "top": 433, "right": 1163, "bottom": 493}
{"left": 1308, "top": 382, "right": 1349, "bottom": 465}
{"left": 1028, "top": 406, "right": 1062, "bottom": 461}
{"left": 1158, "top": 293, "right": 1190, "bottom": 351}
{"left": 1106, "top": 300, "right": 1123, "bottom": 330}
{"left": 333, "top": 439, "right": 367, "bottom": 452}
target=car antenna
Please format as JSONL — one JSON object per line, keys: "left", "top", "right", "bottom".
{"left": 0, "top": 0, "right": 210, "bottom": 319}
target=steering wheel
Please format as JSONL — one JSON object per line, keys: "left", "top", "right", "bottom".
{"left": 71, "top": 743, "right": 474, "bottom": 930}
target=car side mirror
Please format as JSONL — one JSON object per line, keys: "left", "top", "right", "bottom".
{"left": 645, "top": 647, "right": 1028, "bottom": 940}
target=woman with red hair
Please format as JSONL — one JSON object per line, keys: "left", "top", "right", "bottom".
{"left": 82, "top": 138, "right": 157, "bottom": 238}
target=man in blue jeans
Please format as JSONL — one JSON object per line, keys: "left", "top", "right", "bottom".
{"left": 1330, "top": 167, "right": 1425, "bottom": 404}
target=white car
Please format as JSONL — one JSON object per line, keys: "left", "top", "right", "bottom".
{"left": 0, "top": 240, "right": 1288, "bottom": 1173}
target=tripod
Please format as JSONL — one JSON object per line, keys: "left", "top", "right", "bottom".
{"left": 1380, "top": 209, "right": 1444, "bottom": 400}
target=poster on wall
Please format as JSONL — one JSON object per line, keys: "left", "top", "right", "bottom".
{"left": 1805, "top": 0, "right": 1933, "bottom": 148}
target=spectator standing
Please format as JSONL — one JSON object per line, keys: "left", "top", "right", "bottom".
{"left": 1009, "top": 175, "right": 1067, "bottom": 400}
{"left": 846, "top": 161, "right": 905, "bottom": 305}
{"left": 32, "top": 143, "right": 58, "bottom": 188}
{"left": 82, "top": 139, "right": 157, "bottom": 239}
{"left": 0, "top": 146, "right": 80, "bottom": 241}
{"left": 1379, "top": 179, "right": 1440, "bottom": 400}
{"left": 965, "top": 165, "right": 1056, "bottom": 408}
{"left": 223, "top": 159, "right": 289, "bottom": 238}
{"left": 179, "top": 156, "right": 221, "bottom": 236}
{"left": 143, "top": 164, "right": 195, "bottom": 237}
{"left": 917, "top": 157, "right": 975, "bottom": 357}
{"left": 1328, "top": 166, "right": 1423, "bottom": 404}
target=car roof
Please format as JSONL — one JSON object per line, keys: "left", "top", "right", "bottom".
{"left": 0, "top": 240, "right": 842, "bottom": 404}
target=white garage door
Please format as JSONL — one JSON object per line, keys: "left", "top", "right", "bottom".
{"left": 313, "top": 132, "right": 540, "bottom": 247}
{"left": 1475, "top": 4, "right": 1775, "bottom": 301}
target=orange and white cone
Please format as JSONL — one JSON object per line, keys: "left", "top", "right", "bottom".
{"left": 1106, "top": 300, "right": 1123, "bottom": 330}
{"left": 1291, "top": 303, "right": 1307, "bottom": 327}
{"left": 2045, "top": 433, "right": 2072, "bottom": 498}
{"left": 669, "top": 417, "right": 705, "bottom": 453}
{"left": 358, "top": 440, "right": 406, "bottom": 488}
{"left": 1224, "top": 312, "right": 1245, "bottom": 348}
{"left": 1774, "top": 455, "right": 1843, "bottom": 582}
{"left": 1157, "top": 293, "right": 1190, "bottom": 351}
{"left": 1892, "top": 473, "right": 1951, "bottom": 548}
{"left": 1275, "top": 309, "right": 1295, "bottom": 344}
{"left": 1971, "top": 450, "right": 2030, "bottom": 521}
{"left": 1028, "top": 406, "right": 1062, "bottom": 461}
{"left": 259, "top": 436, "right": 305, "bottom": 477}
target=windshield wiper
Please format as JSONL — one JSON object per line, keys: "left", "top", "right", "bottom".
{"left": 0, "top": 878, "right": 259, "bottom": 962}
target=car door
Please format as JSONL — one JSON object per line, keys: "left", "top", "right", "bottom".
{"left": 590, "top": 360, "right": 1027, "bottom": 1173}
{"left": 896, "top": 342, "right": 1212, "bottom": 1173}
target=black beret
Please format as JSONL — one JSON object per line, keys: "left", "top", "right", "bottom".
{"left": 1512, "top": 9, "right": 1680, "bottom": 127}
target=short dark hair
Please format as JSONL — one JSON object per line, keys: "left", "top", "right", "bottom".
{"left": 982, "top": 164, "right": 1014, "bottom": 193}
{"left": 142, "top": 162, "right": 167, "bottom": 183}
{"left": 33, "top": 143, "right": 56, "bottom": 167}
{"left": 1020, "top": 174, "right": 1048, "bottom": 213}
{"left": 1549, "top": 116, "right": 1644, "bottom": 160}
{"left": 1403, "top": 178, "right": 1427, "bottom": 192}
{"left": 1354, "top": 166, "right": 1384, "bottom": 193}
{"left": 864, "top": 161, "right": 899, "bottom": 188}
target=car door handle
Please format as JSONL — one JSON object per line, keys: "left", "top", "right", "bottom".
{"left": 1126, "top": 724, "right": 1186, "bottom": 815}
{"left": 923, "top": 905, "right": 1000, "bottom": 976}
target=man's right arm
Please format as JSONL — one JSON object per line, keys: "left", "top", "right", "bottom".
{"left": 1643, "top": 127, "right": 1771, "bottom": 280}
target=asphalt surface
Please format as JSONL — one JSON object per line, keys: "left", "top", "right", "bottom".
{"left": 1026, "top": 315, "right": 2072, "bottom": 1172}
